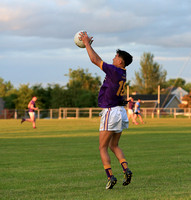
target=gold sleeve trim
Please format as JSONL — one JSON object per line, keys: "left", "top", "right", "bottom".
{"left": 100, "top": 61, "right": 103, "bottom": 70}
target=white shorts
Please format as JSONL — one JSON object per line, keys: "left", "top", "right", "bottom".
{"left": 99, "top": 106, "right": 129, "bottom": 133}
{"left": 29, "top": 112, "right": 35, "bottom": 119}
{"left": 128, "top": 109, "right": 134, "bottom": 115}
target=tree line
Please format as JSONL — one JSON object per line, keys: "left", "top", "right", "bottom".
{"left": 1, "top": 52, "right": 191, "bottom": 109}
{"left": 0, "top": 68, "right": 101, "bottom": 109}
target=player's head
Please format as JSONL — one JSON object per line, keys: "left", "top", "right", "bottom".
{"left": 116, "top": 49, "right": 133, "bottom": 67}
{"left": 130, "top": 97, "right": 134, "bottom": 101}
{"left": 32, "top": 96, "right": 37, "bottom": 101}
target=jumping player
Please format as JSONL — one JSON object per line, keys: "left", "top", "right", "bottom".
{"left": 80, "top": 32, "right": 133, "bottom": 189}
{"left": 21, "top": 96, "right": 38, "bottom": 129}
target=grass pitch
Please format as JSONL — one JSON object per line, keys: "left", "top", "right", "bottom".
{"left": 0, "top": 118, "right": 191, "bottom": 200}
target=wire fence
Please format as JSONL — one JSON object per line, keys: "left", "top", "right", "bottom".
{"left": 0, "top": 107, "right": 191, "bottom": 119}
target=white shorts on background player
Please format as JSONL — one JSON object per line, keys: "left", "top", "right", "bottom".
{"left": 99, "top": 106, "right": 129, "bottom": 133}
{"left": 128, "top": 109, "right": 134, "bottom": 115}
{"left": 29, "top": 112, "right": 35, "bottom": 119}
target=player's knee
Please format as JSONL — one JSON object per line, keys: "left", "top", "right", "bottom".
{"left": 109, "top": 144, "right": 117, "bottom": 153}
{"left": 99, "top": 144, "right": 108, "bottom": 152}
{"left": 99, "top": 144, "right": 103, "bottom": 152}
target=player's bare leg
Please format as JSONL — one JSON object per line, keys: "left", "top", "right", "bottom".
{"left": 134, "top": 114, "right": 137, "bottom": 121}
{"left": 134, "top": 114, "right": 139, "bottom": 124}
{"left": 32, "top": 117, "right": 36, "bottom": 128}
{"left": 138, "top": 115, "right": 144, "bottom": 124}
{"left": 22, "top": 113, "right": 36, "bottom": 128}
{"left": 99, "top": 131, "right": 117, "bottom": 189}
{"left": 99, "top": 130, "right": 113, "bottom": 167}
{"left": 130, "top": 113, "right": 138, "bottom": 125}
{"left": 109, "top": 132, "right": 125, "bottom": 161}
{"left": 109, "top": 131, "right": 132, "bottom": 186}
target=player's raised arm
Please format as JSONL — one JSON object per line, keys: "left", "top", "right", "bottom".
{"left": 79, "top": 32, "right": 102, "bottom": 68}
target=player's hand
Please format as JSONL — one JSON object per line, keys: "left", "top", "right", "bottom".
{"left": 79, "top": 32, "right": 93, "bottom": 46}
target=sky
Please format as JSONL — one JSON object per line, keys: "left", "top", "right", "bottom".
{"left": 0, "top": 0, "right": 191, "bottom": 88}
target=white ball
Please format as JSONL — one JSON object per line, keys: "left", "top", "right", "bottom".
{"left": 74, "top": 30, "right": 90, "bottom": 48}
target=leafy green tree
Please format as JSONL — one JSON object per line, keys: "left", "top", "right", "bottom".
{"left": 164, "top": 78, "right": 191, "bottom": 92}
{"left": 32, "top": 84, "right": 52, "bottom": 109}
{"left": 133, "top": 53, "right": 167, "bottom": 94}
{"left": 0, "top": 77, "right": 14, "bottom": 97}
{"left": 3, "top": 92, "right": 18, "bottom": 109}
{"left": 184, "top": 82, "right": 191, "bottom": 92}
{"left": 0, "top": 77, "right": 17, "bottom": 109}
{"left": 75, "top": 89, "right": 98, "bottom": 107}
{"left": 66, "top": 68, "right": 101, "bottom": 93}
{"left": 164, "top": 78, "right": 186, "bottom": 88}
{"left": 14, "top": 84, "right": 34, "bottom": 109}
{"left": 65, "top": 68, "right": 101, "bottom": 107}
{"left": 61, "top": 88, "right": 77, "bottom": 107}
{"left": 50, "top": 84, "right": 66, "bottom": 108}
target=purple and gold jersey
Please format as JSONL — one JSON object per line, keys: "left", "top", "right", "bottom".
{"left": 98, "top": 61, "right": 126, "bottom": 108}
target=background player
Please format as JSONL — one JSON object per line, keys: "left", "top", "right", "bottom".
{"left": 134, "top": 98, "right": 144, "bottom": 124}
{"left": 80, "top": 32, "right": 133, "bottom": 189}
{"left": 128, "top": 97, "right": 138, "bottom": 125}
{"left": 21, "top": 96, "right": 38, "bottom": 129}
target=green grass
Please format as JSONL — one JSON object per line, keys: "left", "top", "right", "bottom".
{"left": 0, "top": 118, "right": 191, "bottom": 200}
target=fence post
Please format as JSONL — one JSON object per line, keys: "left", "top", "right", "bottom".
{"left": 59, "top": 108, "right": 61, "bottom": 119}
{"left": 4, "top": 109, "right": 7, "bottom": 119}
{"left": 37, "top": 110, "right": 40, "bottom": 119}
{"left": 189, "top": 108, "right": 191, "bottom": 119}
{"left": 50, "top": 109, "right": 52, "bottom": 119}
{"left": 157, "top": 109, "right": 160, "bottom": 118}
{"left": 63, "top": 109, "right": 65, "bottom": 119}
{"left": 76, "top": 108, "right": 79, "bottom": 118}
{"left": 143, "top": 108, "right": 146, "bottom": 119}
{"left": 89, "top": 108, "right": 92, "bottom": 118}
{"left": 14, "top": 109, "right": 17, "bottom": 119}
{"left": 174, "top": 108, "right": 176, "bottom": 119}
{"left": 152, "top": 112, "right": 154, "bottom": 119}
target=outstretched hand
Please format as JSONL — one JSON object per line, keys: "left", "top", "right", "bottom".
{"left": 79, "top": 32, "right": 93, "bottom": 47}
{"left": 79, "top": 31, "right": 102, "bottom": 67}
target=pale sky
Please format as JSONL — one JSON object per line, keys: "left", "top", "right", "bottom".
{"left": 0, "top": 0, "right": 191, "bottom": 88}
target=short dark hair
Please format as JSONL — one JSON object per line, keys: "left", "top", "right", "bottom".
{"left": 116, "top": 49, "right": 133, "bottom": 67}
